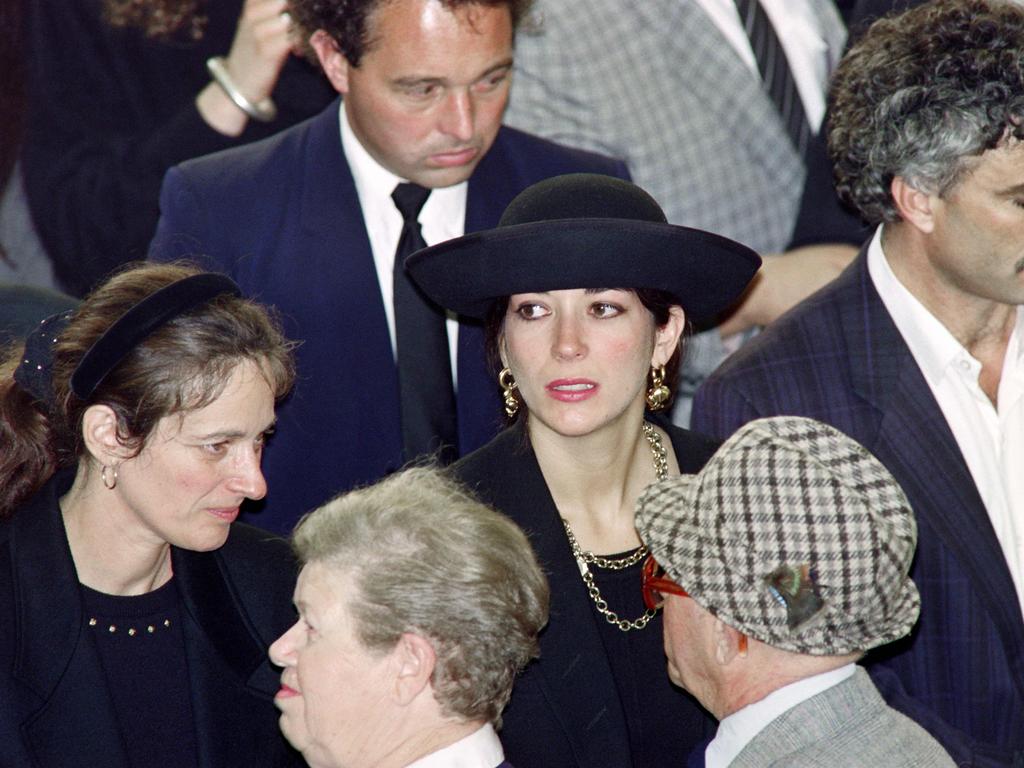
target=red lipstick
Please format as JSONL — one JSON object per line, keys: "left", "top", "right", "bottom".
{"left": 545, "top": 378, "right": 598, "bottom": 402}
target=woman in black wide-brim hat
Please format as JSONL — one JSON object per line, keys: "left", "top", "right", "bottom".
{"left": 407, "top": 173, "right": 761, "bottom": 768}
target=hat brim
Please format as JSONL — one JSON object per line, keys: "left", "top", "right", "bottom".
{"left": 406, "top": 218, "right": 761, "bottom": 323}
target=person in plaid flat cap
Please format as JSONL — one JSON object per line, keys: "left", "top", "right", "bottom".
{"left": 635, "top": 416, "right": 953, "bottom": 768}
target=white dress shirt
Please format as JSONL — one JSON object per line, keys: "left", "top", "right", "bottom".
{"left": 405, "top": 724, "right": 505, "bottom": 768}
{"left": 340, "top": 103, "right": 464, "bottom": 380}
{"left": 868, "top": 226, "right": 1024, "bottom": 613}
{"left": 693, "top": 0, "right": 841, "bottom": 130}
{"left": 706, "top": 664, "right": 856, "bottom": 768}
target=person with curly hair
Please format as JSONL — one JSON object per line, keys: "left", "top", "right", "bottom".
{"left": 692, "top": 1, "right": 1024, "bottom": 763}
{"left": 20, "top": 0, "right": 336, "bottom": 297}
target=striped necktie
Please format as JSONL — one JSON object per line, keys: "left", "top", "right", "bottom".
{"left": 733, "top": 0, "right": 813, "bottom": 156}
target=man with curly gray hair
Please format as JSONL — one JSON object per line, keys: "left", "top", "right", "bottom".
{"left": 692, "top": 1, "right": 1024, "bottom": 764}
{"left": 269, "top": 465, "right": 549, "bottom": 768}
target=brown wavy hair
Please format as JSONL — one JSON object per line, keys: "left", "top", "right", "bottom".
{"left": 0, "top": 262, "right": 296, "bottom": 516}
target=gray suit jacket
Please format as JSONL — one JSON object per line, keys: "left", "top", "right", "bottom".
{"left": 730, "top": 668, "right": 954, "bottom": 768}
{"left": 506, "top": 0, "right": 845, "bottom": 254}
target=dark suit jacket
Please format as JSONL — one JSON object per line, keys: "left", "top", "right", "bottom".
{"left": 453, "top": 420, "right": 718, "bottom": 768}
{"left": 692, "top": 247, "right": 1024, "bottom": 766}
{"left": 150, "top": 99, "right": 628, "bottom": 534}
{"left": 0, "top": 472, "right": 304, "bottom": 768}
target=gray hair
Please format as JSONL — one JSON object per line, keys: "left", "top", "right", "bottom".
{"left": 828, "top": 0, "right": 1024, "bottom": 224}
{"left": 292, "top": 465, "right": 549, "bottom": 726}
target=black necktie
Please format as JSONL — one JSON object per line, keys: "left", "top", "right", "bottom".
{"left": 391, "top": 182, "right": 458, "bottom": 464}
{"left": 733, "top": 0, "right": 813, "bottom": 156}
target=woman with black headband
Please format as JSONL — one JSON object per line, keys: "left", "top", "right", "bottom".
{"left": 407, "top": 173, "right": 762, "bottom": 768}
{"left": 0, "top": 263, "right": 304, "bottom": 767}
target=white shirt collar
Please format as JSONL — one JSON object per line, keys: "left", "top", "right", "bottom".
{"left": 339, "top": 101, "right": 467, "bottom": 246}
{"left": 705, "top": 664, "right": 856, "bottom": 768}
{"left": 866, "top": 225, "right": 982, "bottom": 385}
{"left": 338, "top": 102, "right": 466, "bottom": 366}
{"left": 404, "top": 724, "right": 504, "bottom": 768}
{"left": 691, "top": 0, "right": 840, "bottom": 129}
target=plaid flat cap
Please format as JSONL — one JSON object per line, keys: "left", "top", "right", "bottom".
{"left": 636, "top": 416, "right": 920, "bottom": 655}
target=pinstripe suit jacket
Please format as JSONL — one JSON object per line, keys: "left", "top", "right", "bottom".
{"left": 730, "top": 668, "right": 953, "bottom": 767}
{"left": 503, "top": 0, "right": 846, "bottom": 422}
{"left": 692, "top": 246, "right": 1024, "bottom": 766}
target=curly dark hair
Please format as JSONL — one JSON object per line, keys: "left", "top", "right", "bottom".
{"left": 291, "top": 0, "right": 533, "bottom": 67}
{"left": 828, "top": 0, "right": 1024, "bottom": 224}
{"left": 102, "top": 0, "right": 206, "bottom": 40}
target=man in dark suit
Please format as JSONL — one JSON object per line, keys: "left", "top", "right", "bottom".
{"left": 692, "top": 1, "right": 1024, "bottom": 764}
{"left": 149, "top": 0, "right": 627, "bottom": 534}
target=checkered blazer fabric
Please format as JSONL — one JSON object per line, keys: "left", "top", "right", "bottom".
{"left": 691, "top": 245, "right": 1024, "bottom": 766}
{"left": 730, "top": 668, "right": 955, "bottom": 767}
{"left": 506, "top": 0, "right": 845, "bottom": 254}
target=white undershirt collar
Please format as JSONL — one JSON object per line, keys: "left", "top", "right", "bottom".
{"left": 405, "top": 723, "right": 504, "bottom": 768}
{"left": 705, "top": 664, "right": 856, "bottom": 768}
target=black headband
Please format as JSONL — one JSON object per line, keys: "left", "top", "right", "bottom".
{"left": 70, "top": 273, "right": 242, "bottom": 400}
{"left": 13, "top": 311, "right": 75, "bottom": 410}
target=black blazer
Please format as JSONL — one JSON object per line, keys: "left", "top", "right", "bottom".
{"left": 453, "top": 420, "right": 719, "bottom": 768}
{"left": 0, "top": 472, "right": 304, "bottom": 767}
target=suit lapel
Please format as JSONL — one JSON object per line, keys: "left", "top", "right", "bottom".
{"left": 842, "top": 255, "right": 1024, "bottom": 696}
{"left": 476, "top": 427, "right": 633, "bottom": 767}
{"left": 465, "top": 128, "right": 521, "bottom": 235}
{"left": 173, "top": 547, "right": 284, "bottom": 768}
{"left": 12, "top": 476, "right": 129, "bottom": 767}
{"left": 295, "top": 99, "right": 402, "bottom": 444}
{"left": 663, "top": 1, "right": 800, "bottom": 173}
{"left": 458, "top": 131, "right": 519, "bottom": 454}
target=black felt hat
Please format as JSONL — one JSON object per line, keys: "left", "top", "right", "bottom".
{"left": 405, "top": 173, "right": 761, "bottom": 322}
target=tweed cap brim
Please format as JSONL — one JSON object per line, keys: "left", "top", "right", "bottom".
{"left": 405, "top": 173, "right": 761, "bottom": 324}
{"left": 636, "top": 416, "right": 921, "bottom": 656}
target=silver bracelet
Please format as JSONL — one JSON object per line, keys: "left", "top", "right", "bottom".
{"left": 205, "top": 56, "right": 277, "bottom": 123}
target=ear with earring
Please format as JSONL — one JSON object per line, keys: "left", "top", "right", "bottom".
{"left": 498, "top": 367, "right": 520, "bottom": 419}
{"left": 645, "top": 365, "right": 671, "bottom": 411}
{"left": 101, "top": 464, "right": 119, "bottom": 490}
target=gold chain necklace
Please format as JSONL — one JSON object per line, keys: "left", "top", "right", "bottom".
{"left": 562, "top": 422, "right": 668, "bottom": 632}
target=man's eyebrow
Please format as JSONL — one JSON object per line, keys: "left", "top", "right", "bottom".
{"left": 392, "top": 59, "right": 513, "bottom": 88}
{"left": 997, "top": 181, "right": 1024, "bottom": 196}
{"left": 479, "top": 58, "right": 514, "bottom": 77}
{"left": 393, "top": 75, "right": 445, "bottom": 87}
